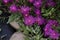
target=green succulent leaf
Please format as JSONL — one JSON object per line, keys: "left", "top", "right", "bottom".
{"left": 7, "top": 14, "right": 20, "bottom": 23}
{"left": 0, "top": 10, "right": 2, "bottom": 15}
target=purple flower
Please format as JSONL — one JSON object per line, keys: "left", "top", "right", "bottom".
{"left": 33, "top": 0, "right": 42, "bottom": 8}
{"left": 44, "top": 20, "right": 59, "bottom": 39}
{"left": 49, "top": 30, "right": 59, "bottom": 39}
{"left": 9, "top": 4, "right": 17, "bottom": 12}
{"left": 46, "top": 0, "right": 56, "bottom": 7}
{"left": 24, "top": 15, "right": 35, "bottom": 26}
{"left": 35, "top": 16, "right": 45, "bottom": 25}
{"left": 20, "top": 6, "right": 30, "bottom": 14}
{"left": 3, "top": 0, "right": 12, "bottom": 4}
{"left": 34, "top": 9, "right": 41, "bottom": 16}
{"left": 44, "top": 25, "right": 59, "bottom": 39}
{"left": 48, "top": 20, "right": 59, "bottom": 26}
{"left": 44, "top": 24, "right": 52, "bottom": 36}
{"left": 3, "top": 0, "right": 10, "bottom": 3}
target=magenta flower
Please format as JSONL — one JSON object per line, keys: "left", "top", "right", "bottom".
{"left": 44, "top": 20, "right": 59, "bottom": 39}
{"left": 20, "top": 6, "right": 30, "bottom": 14}
{"left": 24, "top": 15, "right": 35, "bottom": 26}
{"left": 3, "top": 0, "right": 10, "bottom": 4}
{"left": 9, "top": 4, "right": 17, "bottom": 12}
{"left": 34, "top": 9, "right": 41, "bottom": 16}
{"left": 49, "top": 30, "right": 59, "bottom": 39}
{"left": 3, "top": 0, "right": 13, "bottom": 4}
{"left": 44, "top": 24, "right": 52, "bottom": 36}
{"left": 48, "top": 20, "right": 59, "bottom": 26}
{"left": 44, "top": 25, "right": 59, "bottom": 39}
{"left": 35, "top": 16, "right": 45, "bottom": 25}
{"left": 33, "top": 0, "right": 42, "bottom": 8}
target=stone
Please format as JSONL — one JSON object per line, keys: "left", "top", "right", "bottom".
{"left": 10, "top": 21, "right": 20, "bottom": 30}
{"left": 10, "top": 32, "right": 25, "bottom": 40}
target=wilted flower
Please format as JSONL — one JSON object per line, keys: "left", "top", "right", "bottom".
{"left": 46, "top": 0, "right": 56, "bottom": 7}
{"left": 24, "top": 15, "right": 35, "bottom": 26}
{"left": 9, "top": 4, "right": 17, "bottom": 12}
{"left": 16, "top": 0, "right": 19, "bottom": 2}
{"left": 28, "top": 0, "right": 34, "bottom": 3}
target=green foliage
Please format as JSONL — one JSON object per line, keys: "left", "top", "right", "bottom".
{"left": 56, "top": 10, "right": 60, "bottom": 23}
{"left": 7, "top": 13, "right": 20, "bottom": 23}
{"left": 17, "top": 22, "right": 45, "bottom": 40}
{"left": 40, "top": 38, "right": 48, "bottom": 40}
{"left": 0, "top": 10, "right": 2, "bottom": 15}
{"left": 0, "top": 0, "right": 1, "bottom": 5}
{"left": 24, "top": 26, "right": 43, "bottom": 40}
{"left": 42, "top": 8, "right": 55, "bottom": 17}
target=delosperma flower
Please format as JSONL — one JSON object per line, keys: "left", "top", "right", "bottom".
{"left": 3, "top": 0, "right": 10, "bottom": 4}
{"left": 20, "top": 6, "right": 30, "bottom": 15}
{"left": 35, "top": 16, "right": 45, "bottom": 25}
{"left": 44, "top": 26, "right": 52, "bottom": 36}
{"left": 48, "top": 20, "right": 59, "bottom": 26}
{"left": 24, "top": 15, "right": 35, "bottom": 26}
{"left": 3, "top": 0, "right": 13, "bottom": 4}
{"left": 44, "top": 27, "right": 59, "bottom": 39}
{"left": 33, "top": 0, "right": 42, "bottom": 8}
{"left": 49, "top": 30, "right": 59, "bottom": 39}
{"left": 9, "top": 4, "right": 17, "bottom": 12}
{"left": 44, "top": 20, "right": 59, "bottom": 39}
{"left": 34, "top": 9, "right": 41, "bottom": 16}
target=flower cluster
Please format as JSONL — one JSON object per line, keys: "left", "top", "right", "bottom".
{"left": 2, "top": 0, "right": 60, "bottom": 40}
